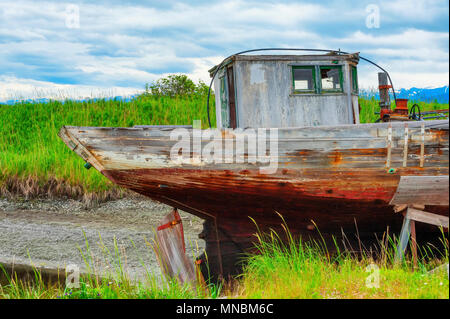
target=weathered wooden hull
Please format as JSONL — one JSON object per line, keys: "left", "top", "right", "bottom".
{"left": 59, "top": 120, "right": 449, "bottom": 279}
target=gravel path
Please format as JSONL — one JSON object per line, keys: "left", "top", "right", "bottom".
{"left": 0, "top": 197, "right": 205, "bottom": 282}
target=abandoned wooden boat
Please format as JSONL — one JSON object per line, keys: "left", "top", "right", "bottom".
{"left": 58, "top": 52, "right": 449, "bottom": 280}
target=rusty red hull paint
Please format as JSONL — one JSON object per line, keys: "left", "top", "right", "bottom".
{"left": 102, "top": 167, "right": 448, "bottom": 278}
{"left": 102, "top": 167, "right": 448, "bottom": 231}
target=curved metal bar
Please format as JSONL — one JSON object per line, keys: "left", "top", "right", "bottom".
{"left": 206, "top": 48, "right": 397, "bottom": 127}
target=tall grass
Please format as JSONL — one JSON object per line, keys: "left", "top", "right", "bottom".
{"left": 231, "top": 215, "right": 449, "bottom": 299}
{"left": 358, "top": 97, "right": 448, "bottom": 123}
{"left": 0, "top": 95, "right": 215, "bottom": 199}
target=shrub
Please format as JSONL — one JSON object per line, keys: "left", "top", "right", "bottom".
{"left": 144, "top": 75, "right": 210, "bottom": 97}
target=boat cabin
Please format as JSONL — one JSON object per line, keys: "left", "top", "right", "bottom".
{"left": 209, "top": 52, "right": 360, "bottom": 128}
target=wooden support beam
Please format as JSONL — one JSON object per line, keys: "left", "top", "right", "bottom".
{"left": 410, "top": 220, "right": 418, "bottom": 268}
{"left": 396, "top": 213, "right": 411, "bottom": 262}
{"left": 396, "top": 206, "right": 449, "bottom": 263}
{"left": 406, "top": 208, "right": 449, "bottom": 229}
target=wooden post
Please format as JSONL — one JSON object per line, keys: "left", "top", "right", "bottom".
{"left": 396, "top": 212, "right": 411, "bottom": 262}
{"left": 410, "top": 220, "right": 418, "bottom": 268}
{"left": 151, "top": 208, "right": 198, "bottom": 286}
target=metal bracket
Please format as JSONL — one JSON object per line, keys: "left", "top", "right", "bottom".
{"left": 402, "top": 123, "right": 408, "bottom": 167}
{"left": 386, "top": 124, "right": 392, "bottom": 168}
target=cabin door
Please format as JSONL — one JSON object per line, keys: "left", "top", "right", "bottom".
{"left": 219, "top": 66, "right": 237, "bottom": 129}
{"left": 226, "top": 66, "right": 237, "bottom": 129}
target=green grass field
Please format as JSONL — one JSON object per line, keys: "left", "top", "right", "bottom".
{"left": 0, "top": 95, "right": 447, "bottom": 200}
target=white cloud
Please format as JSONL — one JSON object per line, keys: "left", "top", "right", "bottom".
{"left": 184, "top": 56, "right": 225, "bottom": 83}
{"left": 326, "top": 28, "right": 448, "bottom": 88}
{"left": 339, "top": 29, "right": 448, "bottom": 50}
{"left": 0, "top": 75, "right": 141, "bottom": 102}
{"left": 83, "top": 1, "right": 326, "bottom": 30}
{"left": 380, "top": 0, "right": 447, "bottom": 22}
{"left": 0, "top": 0, "right": 448, "bottom": 100}
{"left": 358, "top": 66, "right": 449, "bottom": 89}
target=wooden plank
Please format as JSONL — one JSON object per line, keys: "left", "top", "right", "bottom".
{"left": 151, "top": 209, "right": 197, "bottom": 286}
{"left": 390, "top": 176, "right": 449, "bottom": 205}
{"left": 386, "top": 124, "right": 392, "bottom": 168}
{"left": 61, "top": 118, "right": 448, "bottom": 173}
{"left": 402, "top": 124, "right": 408, "bottom": 167}
{"left": 420, "top": 123, "right": 425, "bottom": 167}
{"left": 410, "top": 220, "right": 418, "bottom": 268}
{"left": 62, "top": 119, "right": 449, "bottom": 136}
{"left": 57, "top": 126, "right": 105, "bottom": 172}
{"left": 65, "top": 121, "right": 447, "bottom": 145}
{"left": 133, "top": 125, "right": 192, "bottom": 129}
{"left": 406, "top": 208, "right": 449, "bottom": 228}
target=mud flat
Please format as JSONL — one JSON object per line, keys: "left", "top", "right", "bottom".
{"left": 0, "top": 197, "right": 205, "bottom": 283}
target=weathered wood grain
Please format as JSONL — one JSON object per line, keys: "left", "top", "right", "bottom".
{"left": 151, "top": 209, "right": 197, "bottom": 286}
{"left": 390, "top": 176, "right": 449, "bottom": 205}
{"left": 59, "top": 120, "right": 448, "bottom": 172}
{"left": 406, "top": 208, "right": 449, "bottom": 228}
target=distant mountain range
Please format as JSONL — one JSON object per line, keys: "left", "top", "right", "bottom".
{"left": 1, "top": 95, "right": 137, "bottom": 105}
{"left": 1, "top": 86, "right": 449, "bottom": 105}
{"left": 360, "top": 85, "right": 449, "bottom": 103}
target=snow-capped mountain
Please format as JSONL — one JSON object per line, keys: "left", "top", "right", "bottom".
{"left": 360, "top": 86, "right": 449, "bottom": 103}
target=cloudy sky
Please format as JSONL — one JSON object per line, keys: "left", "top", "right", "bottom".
{"left": 0, "top": 0, "right": 448, "bottom": 100}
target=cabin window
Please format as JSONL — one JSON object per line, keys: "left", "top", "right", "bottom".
{"left": 292, "top": 66, "right": 315, "bottom": 93}
{"left": 319, "top": 66, "right": 343, "bottom": 93}
{"left": 351, "top": 66, "right": 358, "bottom": 94}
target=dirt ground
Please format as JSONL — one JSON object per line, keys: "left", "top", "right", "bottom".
{"left": 0, "top": 197, "right": 205, "bottom": 282}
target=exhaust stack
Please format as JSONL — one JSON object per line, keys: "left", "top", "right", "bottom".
{"left": 378, "top": 72, "right": 392, "bottom": 122}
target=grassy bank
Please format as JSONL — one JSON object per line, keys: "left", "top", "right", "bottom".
{"left": 0, "top": 96, "right": 447, "bottom": 200}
